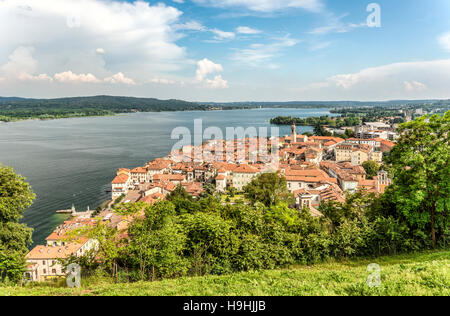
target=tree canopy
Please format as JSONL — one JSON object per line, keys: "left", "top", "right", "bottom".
{"left": 385, "top": 112, "right": 450, "bottom": 248}
{"left": 244, "top": 173, "right": 294, "bottom": 207}
{"left": 0, "top": 164, "right": 35, "bottom": 282}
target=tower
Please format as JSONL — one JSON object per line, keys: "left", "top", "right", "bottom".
{"left": 291, "top": 122, "right": 297, "bottom": 143}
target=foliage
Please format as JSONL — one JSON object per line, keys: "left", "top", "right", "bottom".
{"left": 0, "top": 96, "right": 207, "bottom": 121}
{"left": 0, "top": 164, "right": 35, "bottom": 283}
{"left": 124, "top": 202, "right": 188, "bottom": 281}
{"left": 271, "top": 115, "right": 361, "bottom": 128}
{"left": 244, "top": 173, "right": 294, "bottom": 207}
{"left": 385, "top": 112, "right": 450, "bottom": 248}
{"left": 362, "top": 161, "right": 380, "bottom": 179}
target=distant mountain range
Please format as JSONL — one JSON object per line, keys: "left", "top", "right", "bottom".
{"left": 1, "top": 95, "right": 448, "bottom": 110}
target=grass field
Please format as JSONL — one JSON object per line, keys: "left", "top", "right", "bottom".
{"left": 1, "top": 250, "right": 448, "bottom": 296}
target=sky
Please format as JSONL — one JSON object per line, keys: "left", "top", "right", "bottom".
{"left": 0, "top": 0, "right": 449, "bottom": 101}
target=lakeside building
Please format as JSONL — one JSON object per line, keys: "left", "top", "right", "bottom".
{"left": 25, "top": 218, "right": 99, "bottom": 282}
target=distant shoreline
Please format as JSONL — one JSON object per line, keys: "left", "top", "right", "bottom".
{"left": 0, "top": 106, "right": 335, "bottom": 123}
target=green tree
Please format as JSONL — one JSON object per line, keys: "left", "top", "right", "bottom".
{"left": 386, "top": 112, "right": 450, "bottom": 248}
{"left": 313, "top": 123, "right": 332, "bottom": 137}
{"left": 244, "top": 173, "right": 294, "bottom": 207}
{"left": 362, "top": 161, "right": 380, "bottom": 179}
{"left": 0, "top": 164, "right": 35, "bottom": 283}
{"left": 126, "top": 202, "right": 188, "bottom": 281}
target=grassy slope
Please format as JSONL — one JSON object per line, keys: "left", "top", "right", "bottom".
{"left": 1, "top": 250, "right": 448, "bottom": 296}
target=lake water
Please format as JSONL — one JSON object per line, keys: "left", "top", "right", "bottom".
{"left": 0, "top": 108, "right": 334, "bottom": 245}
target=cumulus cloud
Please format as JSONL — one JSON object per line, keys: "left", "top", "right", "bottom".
{"left": 196, "top": 58, "right": 224, "bottom": 81}
{"left": 104, "top": 72, "right": 136, "bottom": 85}
{"left": 192, "top": 0, "right": 323, "bottom": 12}
{"left": 205, "top": 75, "right": 228, "bottom": 89}
{"left": 236, "top": 26, "right": 261, "bottom": 34}
{"left": 438, "top": 32, "right": 450, "bottom": 51}
{"left": 54, "top": 71, "right": 101, "bottom": 83}
{"left": 0, "top": 0, "right": 187, "bottom": 81}
{"left": 297, "top": 59, "right": 450, "bottom": 100}
{"left": 18, "top": 73, "right": 53, "bottom": 82}
{"left": 195, "top": 58, "right": 228, "bottom": 89}
{"left": 1, "top": 46, "right": 38, "bottom": 76}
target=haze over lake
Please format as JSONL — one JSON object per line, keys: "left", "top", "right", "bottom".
{"left": 0, "top": 108, "right": 334, "bottom": 245}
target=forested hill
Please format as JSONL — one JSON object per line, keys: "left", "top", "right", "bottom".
{"left": 0, "top": 96, "right": 206, "bottom": 121}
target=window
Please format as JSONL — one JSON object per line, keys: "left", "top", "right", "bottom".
{"left": 43, "top": 269, "right": 46, "bottom": 274}
{"left": 42, "top": 261, "right": 45, "bottom": 265}
{"left": 52, "top": 269, "right": 57, "bottom": 274}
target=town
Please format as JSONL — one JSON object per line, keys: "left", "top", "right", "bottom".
{"left": 24, "top": 120, "right": 397, "bottom": 282}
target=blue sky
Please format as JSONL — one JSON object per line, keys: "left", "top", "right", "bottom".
{"left": 0, "top": 0, "right": 449, "bottom": 101}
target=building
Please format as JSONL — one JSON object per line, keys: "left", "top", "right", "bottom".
{"left": 335, "top": 143, "right": 382, "bottom": 165}
{"left": 111, "top": 174, "right": 131, "bottom": 199}
{"left": 232, "top": 164, "right": 259, "bottom": 190}
{"left": 25, "top": 238, "right": 98, "bottom": 282}
{"left": 131, "top": 167, "right": 148, "bottom": 184}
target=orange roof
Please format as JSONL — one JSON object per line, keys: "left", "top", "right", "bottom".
{"left": 153, "top": 174, "right": 186, "bottom": 181}
{"left": 216, "top": 175, "right": 226, "bottom": 180}
{"left": 131, "top": 167, "right": 147, "bottom": 173}
{"left": 26, "top": 242, "right": 88, "bottom": 259}
{"left": 233, "top": 164, "right": 259, "bottom": 174}
{"left": 112, "top": 174, "right": 129, "bottom": 184}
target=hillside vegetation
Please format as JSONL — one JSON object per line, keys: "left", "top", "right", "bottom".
{"left": 0, "top": 96, "right": 206, "bottom": 121}
{"left": 0, "top": 250, "right": 448, "bottom": 296}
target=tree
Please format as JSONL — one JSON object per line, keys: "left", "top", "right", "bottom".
{"left": 313, "top": 123, "right": 332, "bottom": 137}
{"left": 126, "top": 202, "right": 188, "bottom": 281}
{"left": 385, "top": 112, "right": 450, "bottom": 248}
{"left": 0, "top": 164, "right": 35, "bottom": 282}
{"left": 362, "top": 161, "right": 380, "bottom": 179}
{"left": 244, "top": 173, "right": 294, "bottom": 207}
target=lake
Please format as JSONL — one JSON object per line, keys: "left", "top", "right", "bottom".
{"left": 0, "top": 108, "right": 334, "bottom": 245}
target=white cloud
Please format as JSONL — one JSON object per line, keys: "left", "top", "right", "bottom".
{"left": 104, "top": 72, "right": 136, "bottom": 85}
{"left": 1, "top": 46, "right": 38, "bottom": 76}
{"left": 196, "top": 58, "right": 224, "bottom": 81}
{"left": 174, "top": 20, "right": 206, "bottom": 31}
{"left": 54, "top": 71, "right": 101, "bottom": 83}
{"left": 297, "top": 59, "right": 450, "bottom": 100}
{"left": 210, "top": 28, "right": 235, "bottom": 40}
{"left": 195, "top": 58, "right": 228, "bottom": 89}
{"left": 193, "top": 0, "right": 323, "bottom": 12}
{"left": 309, "top": 13, "right": 366, "bottom": 35}
{"left": 96, "top": 48, "right": 106, "bottom": 55}
{"left": 404, "top": 81, "right": 427, "bottom": 92}
{"left": 18, "top": 72, "right": 53, "bottom": 82}
{"left": 438, "top": 32, "right": 450, "bottom": 51}
{"left": 0, "top": 0, "right": 187, "bottom": 82}
{"left": 236, "top": 26, "right": 261, "bottom": 34}
{"left": 232, "top": 36, "right": 298, "bottom": 68}
{"left": 150, "top": 78, "right": 178, "bottom": 85}
{"left": 205, "top": 75, "right": 228, "bottom": 89}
